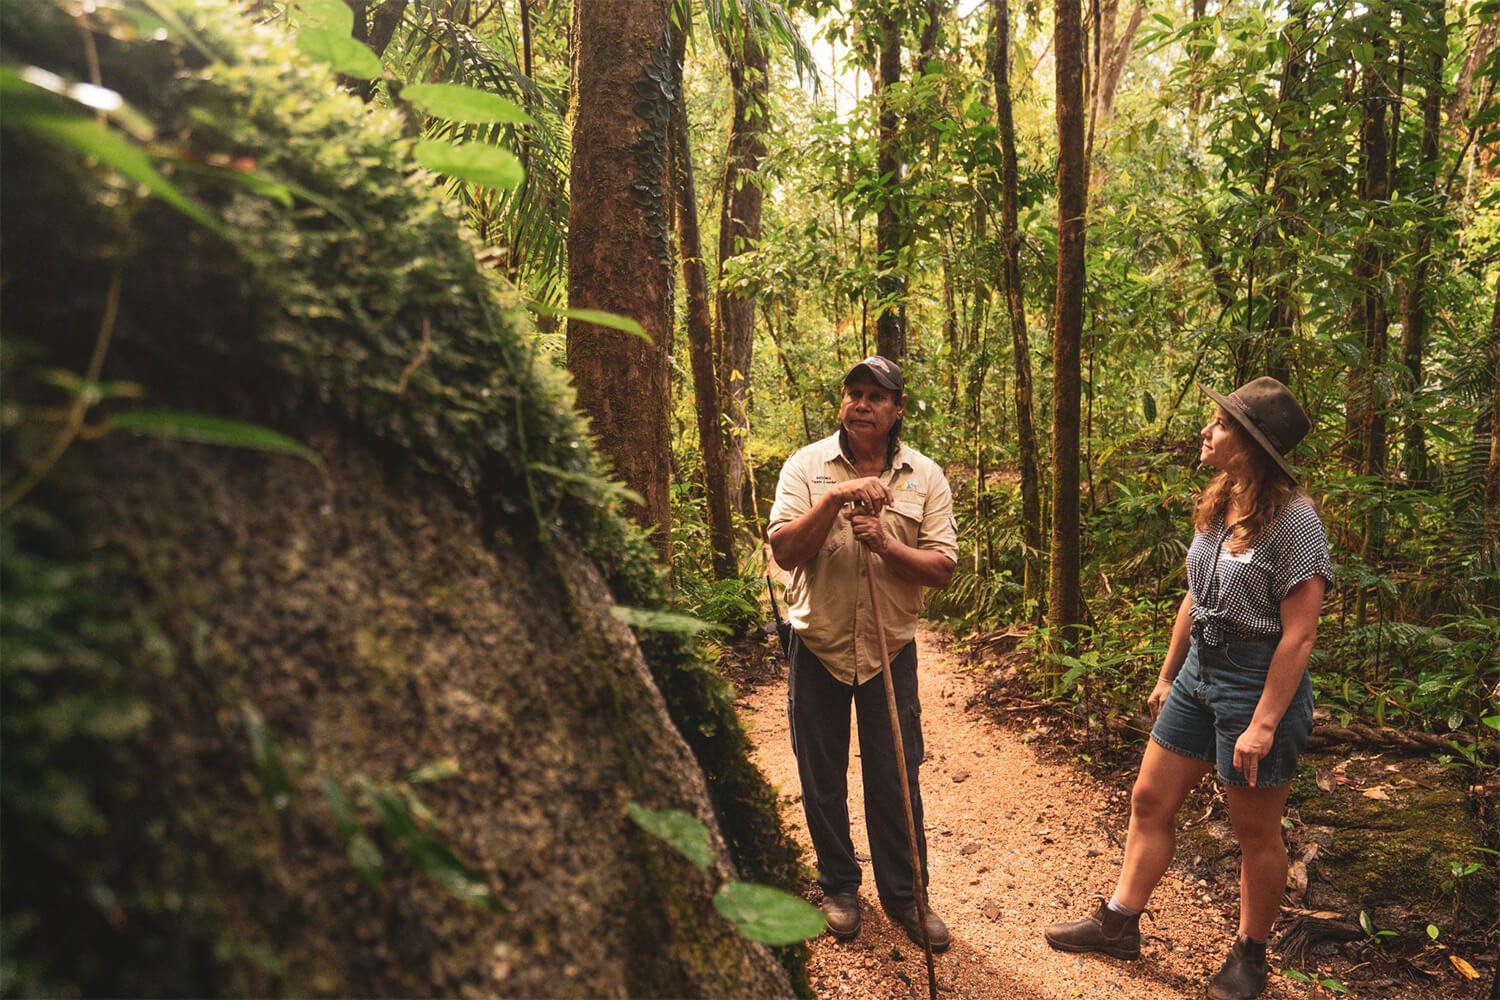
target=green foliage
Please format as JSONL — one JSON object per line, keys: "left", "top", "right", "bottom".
{"left": 413, "top": 138, "right": 524, "bottom": 190}
{"left": 401, "top": 83, "right": 531, "bottom": 125}
{"left": 110, "top": 411, "right": 325, "bottom": 470}
{"left": 627, "top": 801, "right": 714, "bottom": 873}
{"left": 629, "top": 802, "right": 824, "bottom": 946}
{"left": 711, "top": 882, "right": 825, "bottom": 946}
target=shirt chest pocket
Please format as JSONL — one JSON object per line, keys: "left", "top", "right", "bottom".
{"left": 810, "top": 487, "right": 847, "bottom": 554}
{"left": 1217, "top": 549, "right": 1273, "bottom": 603}
{"left": 888, "top": 493, "right": 925, "bottom": 547}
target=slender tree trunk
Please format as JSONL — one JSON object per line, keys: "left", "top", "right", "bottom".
{"left": 1486, "top": 283, "right": 1500, "bottom": 514}
{"left": 1346, "top": 15, "right": 1394, "bottom": 478}
{"left": 1086, "top": 0, "right": 1142, "bottom": 177}
{"left": 1400, "top": 2, "right": 1445, "bottom": 485}
{"left": 875, "top": 11, "right": 906, "bottom": 361}
{"left": 716, "top": 28, "right": 769, "bottom": 513}
{"left": 671, "top": 26, "right": 736, "bottom": 579}
{"left": 566, "top": 0, "right": 675, "bottom": 557}
{"left": 519, "top": 0, "right": 533, "bottom": 81}
{"left": 1264, "top": 2, "right": 1313, "bottom": 383}
{"left": 1187, "top": 0, "right": 1210, "bottom": 144}
{"left": 992, "top": 0, "right": 1045, "bottom": 615}
{"left": 1448, "top": 17, "right": 1497, "bottom": 129}
{"left": 1050, "top": 0, "right": 1088, "bottom": 647}
{"left": 349, "top": 0, "right": 409, "bottom": 101}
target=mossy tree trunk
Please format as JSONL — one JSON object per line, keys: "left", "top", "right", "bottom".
{"left": 566, "top": 0, "right": 676, "bottom": 559}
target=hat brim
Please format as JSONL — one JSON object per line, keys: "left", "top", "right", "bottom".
{"left": 1200, "top": 383, "right": 1298, "bottom": 483}
{"left": 845, "top": 363, "right": 903, "bottom": 394}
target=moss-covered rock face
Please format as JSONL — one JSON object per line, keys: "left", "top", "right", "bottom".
{"left": 0, "top": 1, "right": 803, "bottom": 995}
{"left": 1292, "top": 757, "right": 1496, "bottom": 931}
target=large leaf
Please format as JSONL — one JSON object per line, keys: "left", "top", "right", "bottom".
{"left": 6, "top": 95, "right": 218, "bottom": 232}
{"left": 402, "top": 83, "right": 531, "bottom": 125}
{"left": 529, "top": 303, "right": 650, "bottom": 342}
{"left": 626, "top": 801, "right": 711, "bottom": 872}
{"left": 611, "top": 605, "right": 729, "bottom": 637}
{"left": 297, "top": 28, "right": 383, "bottom": 80}
{"left": 712, "top": 882, "right": 826, "bottom": 945}
{"left": 413, "top": 139, "right": 523, "bottom": 190}
{"left": 108, "top": 410, "right": 324, "bottom": 470}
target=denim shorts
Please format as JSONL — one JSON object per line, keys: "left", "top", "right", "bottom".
{"left": 1149, "top": 637, "right": 1314, "bottom": 787}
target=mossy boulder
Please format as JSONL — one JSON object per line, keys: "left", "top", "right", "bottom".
{"left": 1290, "top": 755, "right": 1495, "bottom": 933}
{"left": 0, "top": 1, "right": 804, "bottom": 995}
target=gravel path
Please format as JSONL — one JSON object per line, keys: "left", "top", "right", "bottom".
{"left": 738, "top": 626, "right": 1324, "bottom": 1000}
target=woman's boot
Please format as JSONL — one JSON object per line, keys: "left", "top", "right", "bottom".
{"left": 1043, "top": 900, "right": 1142, "bottom": 960}
{"left": 1206, "top": 936, "right": 1269, "bottom": 999}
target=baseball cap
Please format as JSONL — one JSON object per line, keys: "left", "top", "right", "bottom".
{"left": 844, "top": 355, "right": 904, "bottom": 395}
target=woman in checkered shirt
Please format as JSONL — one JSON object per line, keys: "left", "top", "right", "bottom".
{"left": 1045, "top": 377, "right": 1332, "bottom": 1000}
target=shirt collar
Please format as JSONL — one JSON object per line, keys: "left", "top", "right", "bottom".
{"left": 819, "top": 431, "right": 913, "bottom": 474}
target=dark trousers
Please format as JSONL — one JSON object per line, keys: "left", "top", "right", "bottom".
{"left": 787, "top": 630, "right": 928, "bottom": 911}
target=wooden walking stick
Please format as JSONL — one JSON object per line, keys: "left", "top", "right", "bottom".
{"left": 861, "top": 537, "right": 938, "bottom": 1000}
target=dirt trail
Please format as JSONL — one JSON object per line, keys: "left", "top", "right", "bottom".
{"left": 738, "top": 626, "right": 1321, "bottom": 1000}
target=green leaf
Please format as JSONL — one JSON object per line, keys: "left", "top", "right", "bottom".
{"left": 13, "top": 109, "right": 218, "bottom": 232}
{"left": 242, "top": 703, "right": 292, "bottom": 811}
{"left": 297, "top": 28, "right": 383, "bottom": 80}
{"left": 713, "top": 882, "right": 826, "bottom": 945}
{"left": 413, "top": 139, "right": 523, "bottom": 190}
{"left": 108, "top": 410, "right": 324, "bottom": 470}
{"left": 626, "top": 801, "right": 712, "bottom": 872}
{"left": 1427, "top": 923, "right": 1440, "bottom": 940}
{"left": 296, "top": 0, "right": 355, "bottom": 33}
{"left": 529, "top": 302, "right": 650, "bottom": 342}
{"left": 402, "top": 83, "right": 532, "bottom": 125}
{"left": 319, "top": 771, "right": 359, "bottom": 838}
{"left": 405, "top": 759, "right": 461, "bottom": 784}
{"left": 611, "top": 605, "right": 730, "bottom": 637}
{"left": 358, "top": 778, "right": 499, "bottom": 911}
{"left": 1481, "top": 715, "right": 1499, "bottom": 732}
{"left": 347, "top": 833, "right": 385, "bottom": 887}
{"left": 1359, "top": 910, "right": 1375, "bottom": 935}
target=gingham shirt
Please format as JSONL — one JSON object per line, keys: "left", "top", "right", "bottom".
{"left": 1186, "top": 498, "right": 1333, "bottom": 647}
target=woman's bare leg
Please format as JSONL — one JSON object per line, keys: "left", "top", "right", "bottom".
{"left": 1112, "top": 742, "right": 1214, "bottom": 910}
{"left": 1225, "top": 784, "right": 1294, "bottom": 940}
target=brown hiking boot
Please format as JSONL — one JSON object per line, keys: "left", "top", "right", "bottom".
{"left": 820, "top": 892, "right": 861, "bottom": 941}
{"left": 1043, "top": 899, "right": 1142, "bottom": 960}
{"left": 1207, "top": 936, "right": 1269, "bottom": 999}
{"left": 888, "top": 903, "right": 952, "bottom": 953}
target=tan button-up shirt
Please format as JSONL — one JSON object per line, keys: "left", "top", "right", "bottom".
{"left": 768, "top": 433, "right": 958, "bottom": 685}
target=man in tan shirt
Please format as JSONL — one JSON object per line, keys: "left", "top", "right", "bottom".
{"left": 767, "top": 355, "right": 958, "bottom": 950}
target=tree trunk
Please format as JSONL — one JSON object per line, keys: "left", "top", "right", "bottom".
{"left": 992, "top": 0, "right": 1045, "bottom": 615}
{"left": 1263, "top": 2, "right": 1313, "bottom": 383}
{"left": 875, "top": 10, "right": 906, "bottom": 361}
{"left": 349, "top": 0, "right": 410, "bottom": 102}
{"left": 1399, "top": 2, "right": 1445, "bottom": 485}
{"left": 716, "top": 28, "right": 769, "bottom": 513}
{"left": 1187, "top": 0, "right": 1210, "bottom": 143}
{"left": 1050, "top": 0, "right": 1088, "bottom": 647}
{"left": 567, "top": 0, "right": 676, "bottom": 558}
{"left": 1486, "top": 283, "right": 1500, "bottom": 513}
{"left": 1447, "top": 17, "right": 1497, "bottom": 129}
{"left": 1345, "top": 15, "right": 1393, "bottom": 478}
{"left": 671, "top": 24, "right": 736, "bottom": 579}
{"left": 1086, "top": 0, "right": 1142, "bottom": 174}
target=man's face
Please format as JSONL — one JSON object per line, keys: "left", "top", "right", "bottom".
{"left": 839, "top": 376, "right": 905, "bottom": 439}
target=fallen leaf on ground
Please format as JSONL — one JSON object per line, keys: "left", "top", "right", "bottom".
{"left": 1360, "top": 786, "right": 1390, "bottom": 800}
{"left": 1449, "top": 955, "right": 1479, "bottom": 979}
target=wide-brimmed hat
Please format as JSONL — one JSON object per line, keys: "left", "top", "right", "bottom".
{"left": 844, "top": 355, "right": 904, "bottom": 395}
{"left": 1200, "top": 376, "right": 1309, "bottom": 481}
